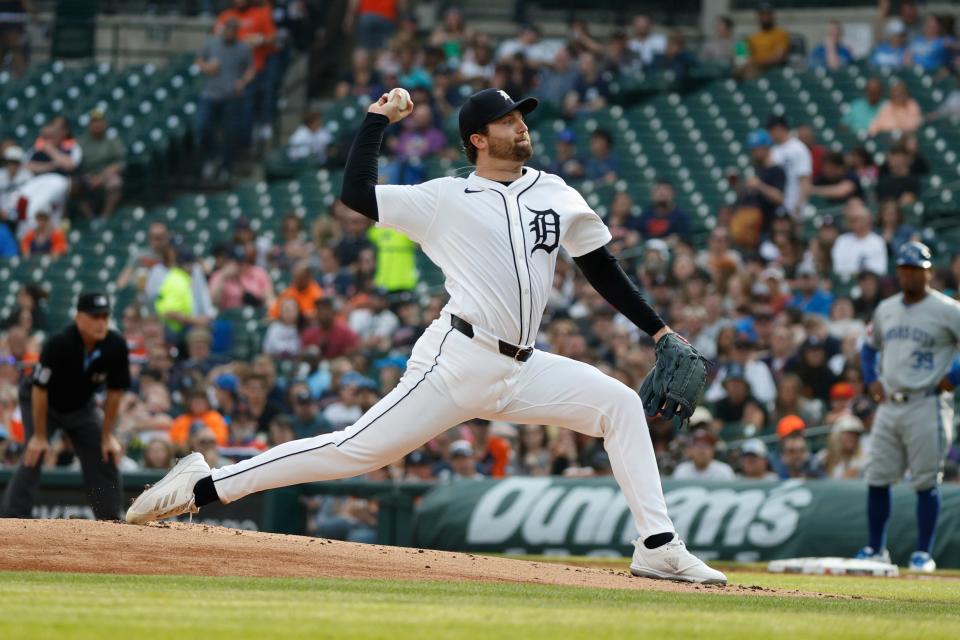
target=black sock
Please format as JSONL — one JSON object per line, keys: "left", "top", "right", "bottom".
{"left": 644, "top": 532, "right": 675, "bottom": 549}
{"left": 193, "top": 475, "right": 221, "bottom": 507}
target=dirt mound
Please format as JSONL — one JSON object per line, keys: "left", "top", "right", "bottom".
{"left": 0, "top": 519, "right": 820, "bottom": 597}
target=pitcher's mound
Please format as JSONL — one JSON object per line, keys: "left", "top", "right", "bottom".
{"left": 0, "top": 519, "right": 800, "bottom": 596}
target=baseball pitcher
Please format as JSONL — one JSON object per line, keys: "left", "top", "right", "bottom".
{"left": 126, "top": 88, "right": 723, "bottom": 584}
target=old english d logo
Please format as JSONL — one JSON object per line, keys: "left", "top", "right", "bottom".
{"left": 527, "top": 207, "right": 560, "bottom": 255}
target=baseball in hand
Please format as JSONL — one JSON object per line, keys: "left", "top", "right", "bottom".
{"left": 388, "top": 87, "right": 411, "bottom": 113}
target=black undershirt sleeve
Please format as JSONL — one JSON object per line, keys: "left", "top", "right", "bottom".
{"left": 339, "top": 112, "right": 390, "bottom": 221}
{"left": 573, "top": 245, "right": 666, "bottom": 337}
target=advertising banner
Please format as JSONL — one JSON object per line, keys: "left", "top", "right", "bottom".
{"left": 415, "top": 478, "right": 960, "bottom": 567}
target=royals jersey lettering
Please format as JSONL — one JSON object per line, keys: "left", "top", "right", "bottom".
{"left": 867, "top": 290, "right": 960, "bottom": 392}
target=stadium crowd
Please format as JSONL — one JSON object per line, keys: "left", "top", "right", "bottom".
{"left": 1, "top": 2, "right": 960, "bottom": 538}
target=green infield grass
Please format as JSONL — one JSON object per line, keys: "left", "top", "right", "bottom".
{"left": 1, "top": 570, "right": 958, "bottom": 640}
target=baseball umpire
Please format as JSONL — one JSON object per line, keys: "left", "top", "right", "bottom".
{"left": 1, "top": 292, "right": 130, "bottom": 520}
{"left": 125, "top": 88, "right": 723, "bottom": 584}
{"left": 857, "top": 242, "right": 960, "bottom": 571}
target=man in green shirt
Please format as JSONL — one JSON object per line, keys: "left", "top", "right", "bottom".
{"left": 76, "top": 109, "right": 126, "bottom": 221}
{"left": 841, "top": 77, "right": 885, "bottom": 134}
{"left": 155, "top": 245, "right": 196, "bottom": 337}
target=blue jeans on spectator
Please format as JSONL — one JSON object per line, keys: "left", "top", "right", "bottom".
{"left": 356, "top": 13, "right": 395, "bottom": 51}
{"left": 195, "top": 95, "right": 243, "bottom": 172}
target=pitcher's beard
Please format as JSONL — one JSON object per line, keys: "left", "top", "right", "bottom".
{"left": 488, "top": 137, "right": 533, "bottom": 162}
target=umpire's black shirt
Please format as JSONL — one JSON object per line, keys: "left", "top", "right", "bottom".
{"left": 32, "top": 325, "right": 131, "bottom": 412}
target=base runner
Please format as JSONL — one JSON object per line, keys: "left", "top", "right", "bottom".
{"left": 857, "top": 242, "right": 960, "bottom": 572}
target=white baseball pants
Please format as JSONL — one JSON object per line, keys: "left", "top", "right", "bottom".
{"left": 211, "top": 313, "right": 675, "bottom": 537}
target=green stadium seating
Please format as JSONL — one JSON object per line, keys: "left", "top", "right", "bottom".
{"left": 0, "top": 57, "right": 201, "bottom": 203}
{"left": 3, "top": 59, "right": 958, "bottom": 348}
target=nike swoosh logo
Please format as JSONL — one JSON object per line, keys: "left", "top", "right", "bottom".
{"left": 464, "top": 188, "right": 483, "bottom": 193}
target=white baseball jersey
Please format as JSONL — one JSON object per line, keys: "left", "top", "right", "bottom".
{"left": 375, "top": 167, "right": 611, "bottom": 346}
{"left": 868, "top": 290, "right": 960, "bottom": 391}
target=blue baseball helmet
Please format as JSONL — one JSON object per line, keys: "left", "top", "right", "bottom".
{"left": 896, "top": 241, "right": 932, "bottom": 269}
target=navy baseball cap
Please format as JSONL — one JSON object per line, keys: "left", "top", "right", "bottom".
{"left": 77, "top": 292, "right": 110, "bottom": 315}
{"left": 896, "top": 241, "right": 932, "bottom": 269}
{"left": 459, "top": 88, "right": 538, "bottom": 146}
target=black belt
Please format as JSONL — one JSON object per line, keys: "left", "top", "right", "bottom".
{"left": 888, "top": 388, "right": 938, "bottom": 405}
{"left": 451, "top": 314, "right": 534, "bottom": 362}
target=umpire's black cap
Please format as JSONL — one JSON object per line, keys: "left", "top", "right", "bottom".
{"left": 459, "top": 88, "right": 538, "bottom": 146}
{"left": 77, "top": 292, "right": 110, "bottom": 315}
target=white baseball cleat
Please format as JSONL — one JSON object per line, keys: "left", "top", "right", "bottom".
{"left": 630, "top": 535, "right": 728, "bottom": 585}
{"left": 125, "top": 452, "right": 211, "bottom": 525}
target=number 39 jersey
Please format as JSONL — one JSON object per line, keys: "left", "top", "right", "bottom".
{"left": 375, "top": 168, "right": 611, "bottom": 346}
{"left": 867, "top": 289, "right": 960, "bottom": 391}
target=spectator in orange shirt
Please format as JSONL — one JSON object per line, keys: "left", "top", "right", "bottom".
{"left": 744, "top": 4, "right": 790, "bottom": 79}
{"left": 268, "top": 260, "right": 323, "bottom": 320}
{"left": 216, "top": 0, "right": 277, "bottom": 146}
{"left": 466, "top": 418, "right": 512, "bottom": 478}
{"left": 216, "top": 0, "right": 276, "bottom": 74}
{"left": 19, "top": 211, "right": 67, "bottom": 258}
{"left": 169, "top": 388, "right": 229, "bottom": 447}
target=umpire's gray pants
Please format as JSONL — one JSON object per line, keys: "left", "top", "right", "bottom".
{"left": 1, "top": 390, "right": 121, "bottom": 520}
{"left": 865, "top": 392, "right": 955, "bottom": 490}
